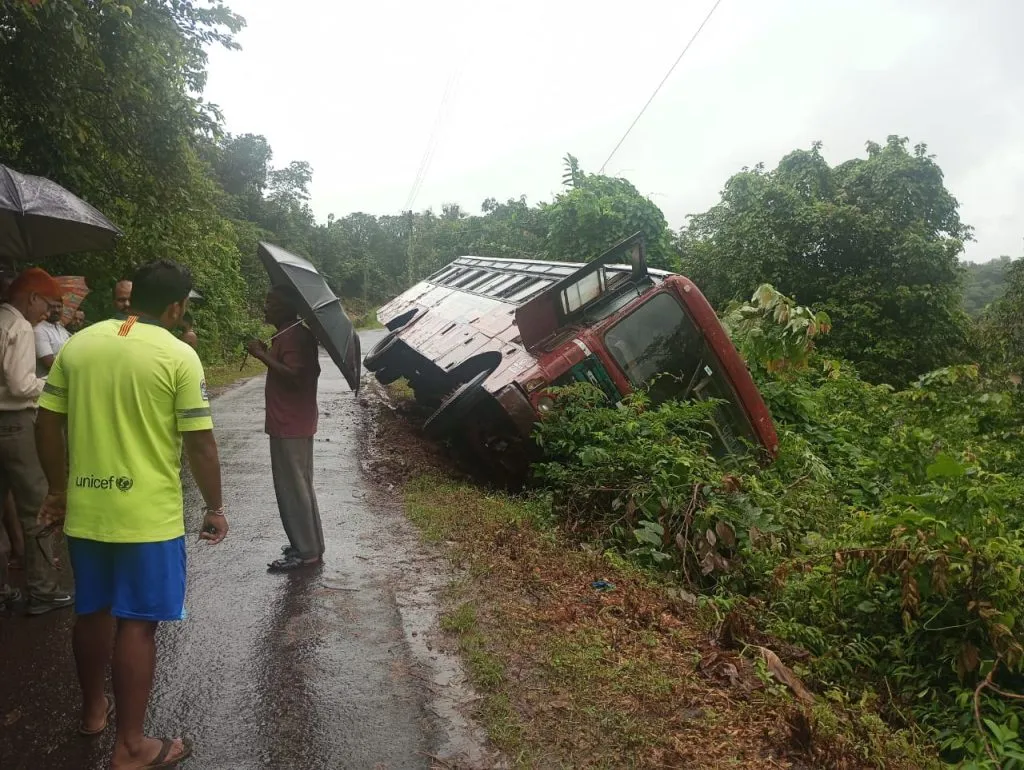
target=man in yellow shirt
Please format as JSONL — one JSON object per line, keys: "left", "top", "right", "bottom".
{"left": 37, "top": 260, "right": 225, "bottom": 769}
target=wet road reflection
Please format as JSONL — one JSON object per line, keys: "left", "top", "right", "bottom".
{"left": 0, "top": 330, "right": 468, "bottom": 769}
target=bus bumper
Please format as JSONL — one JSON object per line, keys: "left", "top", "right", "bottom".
{"left": 494, "top": 384, "right": 539, "bottom": 439}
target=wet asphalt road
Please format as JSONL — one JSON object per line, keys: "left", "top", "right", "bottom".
{"left": 0, "top": 330, "right": 491, "bottom": 770}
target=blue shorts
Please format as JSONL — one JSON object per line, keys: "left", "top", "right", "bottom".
{"left": 66, "top": 536, "right": 187, "bottom": 622}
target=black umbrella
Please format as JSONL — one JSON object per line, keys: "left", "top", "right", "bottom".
{"left": 0, "top": 164, "right": 121, "bottom": 261}
{"left": 257, "top": 242, "right": 361, "bottom": 391}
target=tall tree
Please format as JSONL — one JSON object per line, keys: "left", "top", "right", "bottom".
{"left": 544, "top": 154, "right": 677, "bottom": 270}
{"left": 0, "top": 0, "right": 255, "bottom": 357}
{"left": 977, "top": 255, "right": 1024, "bottom": 371}
{"left": 680, "top": 137, "right": 971, "bottom": 383}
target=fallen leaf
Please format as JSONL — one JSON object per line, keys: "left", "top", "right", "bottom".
{"left": 715, "top": 520, "right": 737, "bottom": 549}
{"left": 755, "top": 646, "right": 814, "bottom": 704}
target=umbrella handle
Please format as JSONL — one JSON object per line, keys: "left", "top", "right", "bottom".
{"left": 240, "top": 321, "right": 301, "bottom": 372}
{"left": 269, "top": 318, "right": 305, "bottom": 341}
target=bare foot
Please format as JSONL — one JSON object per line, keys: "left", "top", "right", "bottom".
{"left": 110, "top": 736, "right": 190, "bottom": 769}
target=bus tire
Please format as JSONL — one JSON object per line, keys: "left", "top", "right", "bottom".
{"left": 424, "top": 370, "right": 490, "bottom": 439}
{"left": 409, "top": 376, "right": 446, "bottom": 408}
{"left": 364, "top": 331, "right": 400, "bottom": 372}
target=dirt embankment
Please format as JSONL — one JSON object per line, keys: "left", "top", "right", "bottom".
{"left": 362, "top": 382, "right": 932, "bottom": 770}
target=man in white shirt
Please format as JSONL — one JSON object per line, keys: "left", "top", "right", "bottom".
{"left": 35, "top": 301, "right": 71, "bottom": 377}
{"left": 0, "top": 267, "right": 73, "bottom": 615}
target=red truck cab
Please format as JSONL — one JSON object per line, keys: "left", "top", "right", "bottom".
{"left": 369, "top": 233, "right": 777, "bottom": 477}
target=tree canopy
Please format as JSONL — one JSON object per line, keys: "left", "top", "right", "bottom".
{"left": 963, "top": 255, "right": 1011, "bottom": 315}
{"left": 543, "top": 154, "right": 677, "bottom": 270}
{"left": 0, "top": 0, "right": 253, "bottom": 355}
{"left": 1, "top": 2, "right": 1012, "bottom": 393}
{"left": 679, "top": 137, "right": 972, "bottom": 383}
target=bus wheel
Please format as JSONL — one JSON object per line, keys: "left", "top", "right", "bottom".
{"left": 364, "top": 331, "right": 401, "bottom": 372}
{"left": 466, "top": 418, "right": 530, "bottom": 489}
{"left": 424, "top": 370, "right": 489, "bottom": 439}
{"left": 410, "top": 379, "right": 445, "bottom": 408}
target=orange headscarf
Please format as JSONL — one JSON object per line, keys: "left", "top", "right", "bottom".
{"left": 8, "top": 268, "right": 63, "bottom": 302}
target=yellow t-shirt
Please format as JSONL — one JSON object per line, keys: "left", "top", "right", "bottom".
{"left": 37, "top": 316, "right": 214, "bottom": 543}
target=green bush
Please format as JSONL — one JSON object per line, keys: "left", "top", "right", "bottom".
{"left": 534, "top": 286, "right": 1024, "bottom": 766}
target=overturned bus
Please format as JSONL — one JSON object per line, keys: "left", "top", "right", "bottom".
{"left": 367, "top": 233, "right": 778, "bottom": 476}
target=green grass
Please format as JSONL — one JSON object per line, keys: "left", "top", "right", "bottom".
{"left": 340, "top": 298, "right": 382, "bottom": 330}
{"left": 203, "top": 357, "right": 265, "bottom": 389}
{"left": 437, "top": 599, "right": 525, "bottom": 759}
{"left": 357, "top": 316, "right": 383, "bottom": 331}
{"left": 440, "top": 601, "right": 477, "bottom": 634}
{"left": 386, "top": 378, "right": 415, "bottom": 402}
{"left": 404, "top": 476, "right": 547, "bottom": 543}
{"left": 400, "top": 472, "right": 935, "bottom": 769}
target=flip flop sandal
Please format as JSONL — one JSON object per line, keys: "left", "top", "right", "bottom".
{"left": 267, "top": 554, "right": 321, "bottom": 572}
{"left": 78, "top": 694, "right": 115, "bottom": 736}
{"left": 142, "top": 737, "right": 193, "bottom": 768}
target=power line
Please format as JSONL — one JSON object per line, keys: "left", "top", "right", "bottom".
{"left": 404, "top": 0, "right": 481, "bottom": 212}
{"left": 405, "top": 68, "right": 461, "bottom": 211}
{"left": 599, "top": 0, "right": 724, "bottom": 174}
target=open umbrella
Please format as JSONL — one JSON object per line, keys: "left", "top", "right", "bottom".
{"left": 0, "top": 164, "right": 121, "bottom": 261}
{"left": 257, "top": 242, "right": 361, "bottom": 391}
{"left": 55, "top": 275, "right": 89, "bottom": 324}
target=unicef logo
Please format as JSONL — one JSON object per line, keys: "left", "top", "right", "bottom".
{"left": 75, "top": 475, "right": 136, "bottom": 492}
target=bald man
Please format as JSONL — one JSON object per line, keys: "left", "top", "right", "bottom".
{"left": 113, "top": 280, "right": 132, "bottom": 316}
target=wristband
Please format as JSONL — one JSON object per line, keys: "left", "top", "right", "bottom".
{"left": 204, "top": 506, "right": 226, "bottom": 517}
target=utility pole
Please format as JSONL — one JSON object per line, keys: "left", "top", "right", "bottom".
{"left": 406, "top": 209, "right": 415, "bottom": 288}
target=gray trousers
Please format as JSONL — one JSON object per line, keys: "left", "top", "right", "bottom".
{"left": 269, "top": 437, "right": 324, "bottom": 560}
{"left": 0, "top": 409, "right": 64, "bottom": 600}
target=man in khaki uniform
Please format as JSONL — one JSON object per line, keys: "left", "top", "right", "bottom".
{"left": 0, "top": 267, "right": 72, "bottom": 614}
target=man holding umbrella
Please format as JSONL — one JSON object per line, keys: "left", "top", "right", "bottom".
{"left": 246, "top": 242, "right": 360, "bottom": 572}
{"left": 246, "top": 287, "right": 324, "bottom": 571}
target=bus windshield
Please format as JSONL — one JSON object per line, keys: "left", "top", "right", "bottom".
{"left": 604, "top": 292, "right": 757, "bottom": 456}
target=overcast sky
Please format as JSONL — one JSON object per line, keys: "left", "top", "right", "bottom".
{"left": 203, "top": 0, "right": 1023, "bottom": 262}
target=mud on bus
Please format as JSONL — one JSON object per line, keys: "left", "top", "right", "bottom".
{"left": 365, "top": 233, "right": 778, "bottom": 480}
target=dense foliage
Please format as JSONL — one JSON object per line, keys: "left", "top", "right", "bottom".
{"left": 8, "top": 1, "right": 1024, "bottom": 764}
{"left": 535, "top": 285, "right": 1024, "bottom": 767}
{"left": 0, "top": 0, "right": 667, "bottom": 361}
{"left": 976, "top": 258, "right": 1024, "bottom": 374}
{"left": 5, "top": 0, "right": 1020, "bottom": 390}
{"left": 679, "top": 137, "right": 972, "bottom": 384}
{"left": 964, "top": 256, "right": 1011, "bottom": 316}
{"left": 0, "top": 0, "right": 256, "bottom": 357}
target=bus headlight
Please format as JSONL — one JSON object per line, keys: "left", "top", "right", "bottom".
{"left": 536, "top": 395, "right": 555, "bottom": 413}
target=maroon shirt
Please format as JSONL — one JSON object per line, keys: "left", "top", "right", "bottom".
{"left": 265, "top": 325, "right": 321, "bottom": 438}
